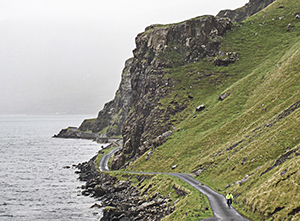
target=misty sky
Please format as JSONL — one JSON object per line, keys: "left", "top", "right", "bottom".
{"left": 0, "top": 0, "right": 248, "bottom": 115}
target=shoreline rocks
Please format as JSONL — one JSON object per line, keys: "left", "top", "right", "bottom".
{"left": 53, "top": 127, "right": 119, "bottom": 144}
{"left": 75, "top": 159, "right": 175, "bottom": 221}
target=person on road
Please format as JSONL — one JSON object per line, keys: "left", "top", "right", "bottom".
{"left": 226, "top": 192, "right": 233, "bottom": 208}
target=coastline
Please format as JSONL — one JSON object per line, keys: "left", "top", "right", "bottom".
{"left": 76, "top": 143, "right": 249, "bottom": 220}
{"left": 75, "top": 148, "right": 176, "bottom": 221}
{"left": 96, "top": 147, "right": 250, "bottom": 221}
{"left": 53, "top": 126, "right": 120, "bottom": 144}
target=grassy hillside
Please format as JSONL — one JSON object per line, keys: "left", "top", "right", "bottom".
{"left": 125, "top": 0, "right": 300, "bottom": 220}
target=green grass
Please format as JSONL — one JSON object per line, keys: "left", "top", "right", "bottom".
{"left": 124, "top": 0, "right": 300, "bottom": 220}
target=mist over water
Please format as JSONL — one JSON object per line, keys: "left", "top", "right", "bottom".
{"left": 0, "top": 115, "right": 105, "bottom": 220}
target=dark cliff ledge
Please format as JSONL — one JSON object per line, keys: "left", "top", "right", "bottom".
{"left": 217, "top": 0, "right": 276, "bottom": 22}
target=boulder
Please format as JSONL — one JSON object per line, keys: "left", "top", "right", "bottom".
{"left": 82, "top": 190, "right": 90, "bottom": 196}
{"left": 219, "top": 92, "right": 230, "bottom": 101}
{"left": 111, "top": 153, "right": 126, "bottom": 170}
{"left": 152, "top": 131, "right": 173, "bottom": 148}
{"left": 90, "top": 203, "right": 102, "bottom": 208}
{"left": 114, "top": 181, "right": 130, "bottom": 192}
{"left": 195, "top": 169, "right": 202, "bottom": 176}
{"left": 145, "top": 151, "right": 153, "bottom": 161}
{"left": 281, "top": 169, "right": 288, "bottom": 177}
{"left": 196, "top": 105, "right": 205, "bottom": 111}
{"left": 94, "top": 185, "right": 106, "bottom": 197}
{"left": 145, "top": 155, "right": 150, "bottom": 161}
{"left": 137, "top": 201, "right": 156, "bottom": 211}
{"left": 213, "top": 52, "right": 239, "bottom": 66}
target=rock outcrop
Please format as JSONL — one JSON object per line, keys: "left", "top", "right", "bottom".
{"left": 54, "top": 58, "right": 133, "bottom": 139}
{"left": 106, "top": 0, "right": 278, "bottom": 169}
{"left": 55, "top": 15, "right": 233, "bottom": 168}
{"left": 79, "top": 58, "right": 133, "bottom": 137}
{"left": 53, "top": 127, "right": 119, "bottom": 143}
{"left": 112, "top": 15, "right": 233, "bottom": 169}
{"left": 217, "top": 0, "right": 276, "bottom": 22}
{"left": 55, "top": 0, "right": 277, "bottom": 170}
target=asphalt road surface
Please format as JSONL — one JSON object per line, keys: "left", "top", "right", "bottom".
{"left": 99, "top": 146, "right": 250, "bottom": 221}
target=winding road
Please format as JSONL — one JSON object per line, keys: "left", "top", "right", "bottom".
{"left": 99, "top": 146, "right": 250, "bottom": 221}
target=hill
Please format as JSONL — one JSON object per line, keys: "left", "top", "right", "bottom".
{"left": 125, "top": 0, "right": 300, "bottom": 220}
{"left": 56, "top": 0, "right": 300, "bottom": 220}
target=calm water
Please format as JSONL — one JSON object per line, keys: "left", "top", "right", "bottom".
{"left": 0, "top": 115, "right": 106, "bottom": 220}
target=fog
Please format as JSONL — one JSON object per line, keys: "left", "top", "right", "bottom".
{"left": 0, "top": 0, "right": 248, "bottom": 115}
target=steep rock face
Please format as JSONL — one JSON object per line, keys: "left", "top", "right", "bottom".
{"left": 217, "top": 0, "right": 276, "bottom": 22}
{"left": 111, "top": 16, "right": 232, "bottom": 169}
{"left": 78, "top": 58, "right": 133, "bottom": 137}
{"left": 56, "top": 0, "right": 275, "bottom": 141}
{"left": 133, "top": 16, "right": 232, "bottom": 67}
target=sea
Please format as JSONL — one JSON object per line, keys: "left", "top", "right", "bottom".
{"left": 0, "top": 115, "right": 107, "bottom": 221}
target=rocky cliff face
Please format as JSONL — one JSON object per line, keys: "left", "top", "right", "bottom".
{"left": 111, "top": 15, "right": 233, "bottom": 169}
{"left": 109, "top": 0, "right": 279, "bottom": 169}
{"left": 217, "top": 0, "right": 276, "bottom": 22}
{"left": 57, "top": 0, "right": 276, "bottom": 169}
{"left": 78, "top": 58, "right": 133, "bottom": 137}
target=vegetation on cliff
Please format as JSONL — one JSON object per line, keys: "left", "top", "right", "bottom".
{"left": 58, "top": 0, "right": 300, "bottom": 220}
{"left": 125, "top": 0, "right": 300, "bottom": 220}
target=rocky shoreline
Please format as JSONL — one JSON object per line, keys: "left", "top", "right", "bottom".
{"left": 75, "top": 155, "right": 176, "bottom": 221}
{"left": 53, "top": 126, "right": 119, "bottom": 144}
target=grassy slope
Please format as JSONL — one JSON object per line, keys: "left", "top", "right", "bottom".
{"left": 126, "top": 0, "right": 300, "bottom": 220}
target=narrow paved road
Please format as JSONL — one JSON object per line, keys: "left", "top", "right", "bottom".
{"left": 99, "top": 146, "right": 250, "bottom": 221}
{"left": 99, "top": 146, "right": 121, "bottom": 172}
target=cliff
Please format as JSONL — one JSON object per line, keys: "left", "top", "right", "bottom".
{"left": 56, "top": 0, "right": 300, "bottom": 219}
{"left": 55, "top": 0, "right": 281, "bottom": 167}
{"left": 54, "top": 16, "right": 233, "bottom": 143}
{"left": 127, "top": 0, "right": 300, "bottom": 220}
{"left": 55, "top": 0, "right": 273, "bottom": 143}
{"left": 79, "top": 58, "right": 133, "bottom": 137}
{"left": 111, "top": 15, "right": 233, "bottom": 169}
{"left": 111, "top": 0, "right": 280, "bottom": 169}
{"left": 54, "top": 58, "right": 133, "bottom": 140}
{"left": 217, "top": 0, "right": 276, "bottom": 22}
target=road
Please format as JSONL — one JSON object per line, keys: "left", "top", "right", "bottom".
{"left": 99, "top": 146, "right": 250, "bottom": 221}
